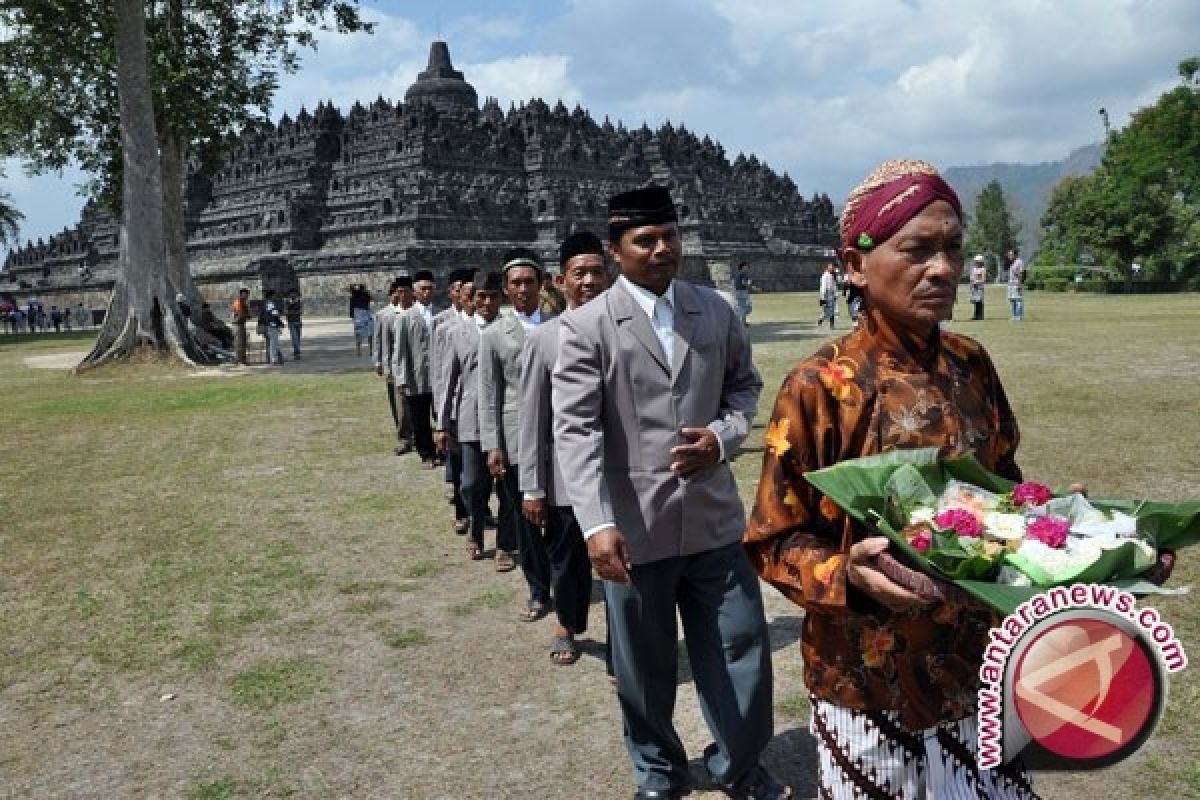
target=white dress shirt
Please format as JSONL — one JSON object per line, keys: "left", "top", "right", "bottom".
{"left": 618, "top": 275, "right": 675, "bottom": 368}
{"left": 515, "top": 308, "right": 544, "bottom": 332}
{"left": 415, "top": 301, "right": 433, "bottom": 330}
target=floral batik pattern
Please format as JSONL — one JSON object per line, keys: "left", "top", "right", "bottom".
{"left": 744, "top": 316, "right": 1021, "bottom": 731}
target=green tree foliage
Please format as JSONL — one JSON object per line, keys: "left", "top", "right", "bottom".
{"left": 0, "top": 1, "right": 371, "bottom": 363}
{"left": 963, "top": 180, "right": 1021, "bottom": 278}
{"left": 0, "top": 1, "right": 371, "bottom": 207}
{"left": 1038, "top": 57, "right": 1199, "bottom": 282}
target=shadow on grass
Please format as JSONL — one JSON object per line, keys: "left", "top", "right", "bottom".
{"left": 681, "top": 725, "right": 818, "bottom": 796}
{"left": 747, "top": 321, "right": 832, "bottom": 346}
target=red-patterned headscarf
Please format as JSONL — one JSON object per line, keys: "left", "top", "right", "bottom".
{"left": 839, "top": 160, "right": 962, "bottom": 251}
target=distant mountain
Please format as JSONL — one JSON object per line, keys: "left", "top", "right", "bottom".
{"left": 945, "top": 142, "right": 1105, "bottom": 255}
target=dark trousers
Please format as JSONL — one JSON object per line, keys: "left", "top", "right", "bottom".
{"left": 387, "top": 383, "right": 414, "bottom": 445}
{"left": 545, "top": 505, "right": 593, "bottom": 634}
{"left": 460, "top": 441, "right": 503, "bottom": 549}
{"left": 406, "top": 392, "right": 436, "bottom": 461}
{"left": 605, "top": 541, "right": 774, "bottom": 792}
{"left": 446, "top": 438, "right": 468, "bottom": 520}
{"left": 497, "top": 467, "right": 551, "bottom": 605}
{"left": 234, "top": 323, "right": 248, "bottom": 364}
{"left": 972, "top": 299, "right": 985, "bottom": 320}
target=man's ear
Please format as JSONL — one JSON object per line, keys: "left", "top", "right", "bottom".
{"left": 607, "top": 240, "right": 623, "bottom": 271}
{"left": 841, "top": 247, "right": 868, "bottom": 288}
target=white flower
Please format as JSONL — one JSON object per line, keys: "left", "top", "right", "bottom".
{"left": 909, "top": 507, "right": 936, "bottom": 526}
{"left": 982, "top": 511, "right": 1026, "bottom": 541}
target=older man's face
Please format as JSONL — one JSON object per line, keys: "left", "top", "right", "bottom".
{"left": 561, "top": 254, "right": 610, "bottom": 309}
{"left": 847, "top": 199, "right": 963, "bottom": 336}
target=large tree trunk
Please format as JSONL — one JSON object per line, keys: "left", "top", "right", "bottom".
{"left": 78, "top": 0, "right": 208, "bottom": 369}
{"left": 160, "top": 127, "right": 199, "bottom": 304}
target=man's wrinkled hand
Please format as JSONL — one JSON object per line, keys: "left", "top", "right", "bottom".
{"left": 587, "top": 526, "right": 632, "bottom": 584}
{"left": 670, "top": 427, "right": 721, "bottom": 477}
{"left": 846, "top": 537, "right": 930, "bottom": 613}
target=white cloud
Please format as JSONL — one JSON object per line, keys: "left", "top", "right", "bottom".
{"left": 465, "top": 54, "right": 580, "bottom": 107}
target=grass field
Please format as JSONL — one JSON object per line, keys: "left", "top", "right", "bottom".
{"left": 1, "top": 286, "right": 1198, "bottom": 798}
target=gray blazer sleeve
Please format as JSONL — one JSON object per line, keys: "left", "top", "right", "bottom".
{"left": 707, "top": 311, "right": 762, "bottom": 455}
{"left": 551, "top": 314, "right": 614, "bottom": 533}
{"left": 438, "top": 337, "right": 461, "bottom": 433}
{"left": 517, "top": 327, "right": 550, "bottom": 496}
{"left": 390, "top": 312, "right": 408, "bottom": 383}
{"left": 478, "top": 328, "right": 501, "bottom": 453}
{"left": 431, "top": 320, "right": 449, "bottom": 422}
{"left": 371, "top": 309, "right": 386, "bottom": 370}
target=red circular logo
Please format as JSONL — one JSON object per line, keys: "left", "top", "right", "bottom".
{"left": 1012, "top": 616, "right": 1161, "bottom": 761}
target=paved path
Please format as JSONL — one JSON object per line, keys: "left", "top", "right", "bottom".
{"left": 21, "top": 317, "right": 371, "bottom": 373}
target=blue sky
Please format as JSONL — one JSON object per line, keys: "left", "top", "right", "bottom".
{"left": 4, "top": 0, "right": 1198, "bottom": 255}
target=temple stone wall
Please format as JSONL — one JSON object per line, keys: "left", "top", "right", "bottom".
{"left": 2, "top": 40, "right": 839, "bottom": 311}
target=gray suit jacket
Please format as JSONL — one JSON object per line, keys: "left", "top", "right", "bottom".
{"left": 552, "top": 279, "right": 762, "bottom": 566}
{"left": 478, "top": 310, "right": 536, "bottom": 462}
{"left": 439, "top": 317, "right": 485, "bottom": 442}
{"left": 372, "top": 304, "right": 398, "bottom": 374}
{"left": 430, "top": 308, "right": 459, "bottom": 421}
{"left": 391, "top": 304, "right": 433, "bottom": 395}
{"left": 518, "top": 316, "right": 569, "bottom": 505}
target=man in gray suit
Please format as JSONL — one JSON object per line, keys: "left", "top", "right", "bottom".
{"left": 432, "top": 268, "right": 473, "bottom": 531}
{"left": 437, "top": 274, "right": 506, "bottom": 563}
{"left": 479, "top": 249, "right": 553, "bottom": 619}
{"left": 553, "top": 187, "right": 788, "bottom": 800}
{"left": 373, "top": 276, "right": 414, "bottom": 456}
{"left": 519, "top": 232, "right": 612, "bottom": 667}
{"left": 392, "top": 268, "right": 438, "bottom": 467}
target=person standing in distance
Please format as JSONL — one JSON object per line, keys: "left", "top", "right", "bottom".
{"left": 1006, "top": 248, "right": 1025, "bottom": 321}
{"left": 553, "top": 187, "right": 787, "bottom": 800}
{"left": 970, "top": 254, "right": 988, "bottom": 320}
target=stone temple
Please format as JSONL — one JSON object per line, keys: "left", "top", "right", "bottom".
{"left": 1, "top": 41, "right": 838, "bottom": 313}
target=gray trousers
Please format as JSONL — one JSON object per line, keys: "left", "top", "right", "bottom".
{"left": 605, "top": 541, "right": 774, "bottom": 792}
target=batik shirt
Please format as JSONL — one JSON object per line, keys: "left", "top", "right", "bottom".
{"left": 744, "top": 315, "right": 1021, "bottom": 731}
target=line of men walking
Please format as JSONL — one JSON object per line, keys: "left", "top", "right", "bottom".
{"left": 373, "top": 186, "right": 790, "bottom": 800}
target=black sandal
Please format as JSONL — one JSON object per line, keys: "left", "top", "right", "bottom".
{"left": 550, "top": 634, "right": 580, "bottom": 665}
{"left": 519, "top": 598, "right": 551, "bottom": 622}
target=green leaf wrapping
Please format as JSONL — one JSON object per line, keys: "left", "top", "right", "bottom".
{"left": 806, "top": 449, "right": 1200, "bottom": 615}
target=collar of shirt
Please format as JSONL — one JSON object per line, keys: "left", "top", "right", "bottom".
{"left": 457, "top": 309, "right": 469, "bottom": 321}
{"left": 618, "top": 274, "right": 675, "bottom": 319}
{"left": 514, "top": 308, "right": 544, "bottom": 331}
{"left": 474, "top": 314, "right": 488, "bottom": 328}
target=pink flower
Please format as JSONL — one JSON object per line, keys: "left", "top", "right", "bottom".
{"left": 935, "top": 508, "right": 983, "bottom": 538}
{"left": 911, "top": 530, "right": 932, "bottom": 553}
{"left": 1012, "top": 482, "right": 1053, "bottom": 508}
{"left": 1027, "top": 516, "right": 1070, "bottom": 549}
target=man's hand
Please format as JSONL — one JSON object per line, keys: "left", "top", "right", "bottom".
{"left": 670, "top": 427, "right": 721, "bottom": 478}
{"left": 487, "top": 449, "right": 508, "bottom": 479}
{"left": 522, "top": 497, "right": 546, "bottom": 528}
{"left": 434, "top": 431, "right": 449, "bottom": 454}
{"left": 587, "top": 526, "right": 632, "bottom": 584}
{"left": 846, "top": 537, "right": 930, "bottom": 613}
{"left": 375, "top": 365, "right": 383, "bottom": 377}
